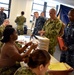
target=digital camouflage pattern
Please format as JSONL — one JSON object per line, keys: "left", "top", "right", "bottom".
{"left": 43, "top": 18, "right": 62, "bottom": 55}
{"left": 0, "top": 25, "right": 5, "bottom": 49}
{"left": 60, "top": 22, "right": 74, "bottom": 68}
{"left": 0, "top": 66, "right": 17, "bottom": 75}
{"left": 14, "top": 66, "right": 36, "bottom": 75}
{"left": 0, "top": 25, "right": 5, "bottom": 39}
{"left": 15, "top": 16, "right": 26, "bottom": 35}
{"left": 14, "top": 66, "right": 50, "bottom": 75}
{"left": 58, "top": 23, "right": 65, "bottom": 37}
{"left": 0, "top": 62, "right": 20, "bottom": 75}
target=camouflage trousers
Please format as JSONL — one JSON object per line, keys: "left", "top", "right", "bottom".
{"left": 48, "top": 46, "right": 55, "bottom": 56}
{"left": 0, "top": 62, "right": 20, "bottom": 75}
{"left": 48, "top": 41, "right": 56, "bottom": 55}
{"left": 17, "top": 25, "right": 24, "bottom": 35}
{"left": 47, "top": 37, "right": 57, "bottom": 56}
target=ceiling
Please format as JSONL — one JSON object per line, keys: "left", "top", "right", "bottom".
{"left": 54, "top": 0, "right": 74, "bottom": 6}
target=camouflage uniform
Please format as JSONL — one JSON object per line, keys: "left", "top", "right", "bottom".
{"left": 0, "top": 25, "right": 5, "bottom": 50}
{"left": 14, "top": 66, "right": 50, "bottom": 75}
{"left": 0, "top": 25, "right": 5, "bottom": 39}
{"left": 0, "top": 62, "right": 20, "bottom": 75}
{"left": 15, "top": 16, "right": 26, "bottom": 35}
{"left": 43, "top": 18, "right": 62, "bottom": 55}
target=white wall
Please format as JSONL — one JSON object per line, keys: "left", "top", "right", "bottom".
{"left": 9, "top": 0, "right": 33, "bottom": 28}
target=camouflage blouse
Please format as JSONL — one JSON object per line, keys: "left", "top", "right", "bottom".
{"left": 43, "top": 18, "right": 62, "bottom": 55}
{"left": 0, "top": 25, "right": 5, "bottom": 49}
{"left": 15, "top": 16, "right": 26, "bottom": 25}
{"left": 15, "top": 16, "right": 26, "bottom": 35}
{"left": 43, "top": 18, "right": 62, "bottom": 39}
{"left": 14, "top": 66, "right": 36, "bottom": 75}
{"left": 0, "top": 25, "right": 5, "bottom": 39}
{"left": 14, "top": 66, "right": 50, "bottom": 75}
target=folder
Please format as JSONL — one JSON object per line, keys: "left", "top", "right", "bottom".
{"left": 57, "top": 37, "right": 66, "bottom": 50}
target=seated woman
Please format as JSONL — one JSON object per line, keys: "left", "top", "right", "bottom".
{"left": 0, "top": 27, "right": 37, "bottom": 75}
{"left": 14, "top": 49, "right": 51, "bottom": 75}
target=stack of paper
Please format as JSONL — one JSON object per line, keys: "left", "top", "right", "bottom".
{"left": 48, "top": 62, "right": 71, "bottom": 71}
{"left": 36, "top": 36, "right": 49, "bottom": 51}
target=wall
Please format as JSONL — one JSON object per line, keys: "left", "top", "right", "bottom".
{"left": 9, "top": 0, "right": 33, "bottom": 28}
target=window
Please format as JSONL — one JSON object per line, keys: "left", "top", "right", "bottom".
{"left": 0, "top": 0, "right": 9, "bottom": 4}
{"left": 31, "top": 0, "right": 44, "bottom": 16}
{"left": 0, "top": 0, "right": 11, "bottom": 18}
{"left": 30, "top": 0, "right": 44, "bottom": 21}
{"left": 31, "top": 0, "right": 60, "bottom": 20}
{"left": 33, "top": 4, "right": 44, "bottom": 12}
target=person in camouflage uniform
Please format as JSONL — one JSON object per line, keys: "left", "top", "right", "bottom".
{"left": 15, "top": 11, "right": 26, "bottom": 35}
{"left": 14, "top": 49, "right": 51, "bottom": 75}
{"left": 0, "top": 19, "right": 10, "bottom": 39}
{"left": 0, "top": 19, "right": 10, "bottom": 50}
{"left": 14, "top": 66, "right": 49, "bottom": 75}
{"left": 39, "top": 8, "right": 62, "bottom": 55}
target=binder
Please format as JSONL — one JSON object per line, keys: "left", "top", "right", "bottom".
{"left": 57, "top": 37, "right": 66, "bottom": 50}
